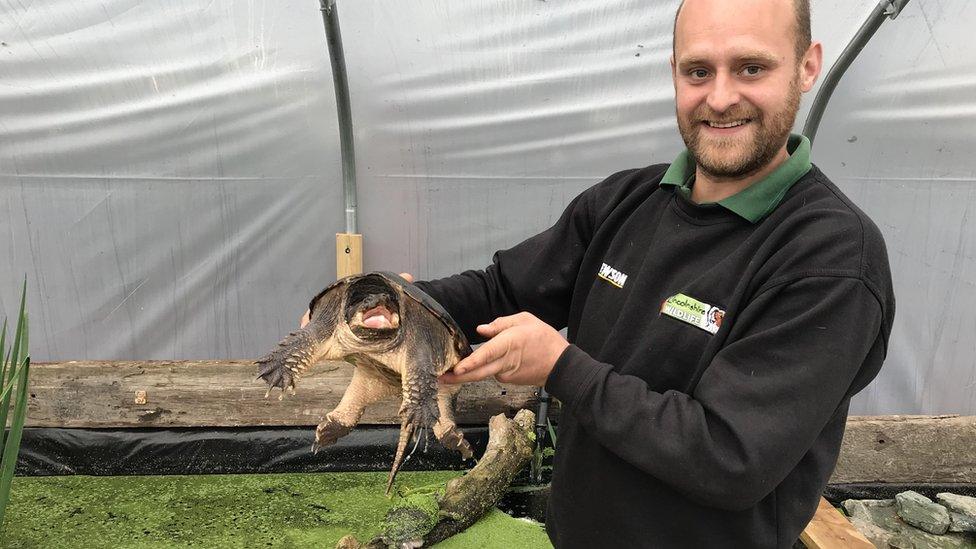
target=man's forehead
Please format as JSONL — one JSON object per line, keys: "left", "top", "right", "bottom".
{"left": 673, "top": 0, "right": 797, "bottom": 59}
{"left": 675, "top": 0, "right": 796, "bottom": 38}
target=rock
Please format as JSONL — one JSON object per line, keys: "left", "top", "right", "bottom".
{"left": 848, "top": 516, "right": 893, "bottom": 548}
{"left": 946, "top": 511, "right": 976, "bottom": 534}
{"left": 887, "top": 533, "right": 915, "bottom": 548}
{"left": 895, "top": 491, "right": 950, "bottom": 535}
{"left": 842, "top": 498, "right": 976, "bottom": 549}
{"left": 938, "top": 493, "right": 976, "bottom": 533}
{"left": 843, "top": 498, "right": 896, "bottom": 523}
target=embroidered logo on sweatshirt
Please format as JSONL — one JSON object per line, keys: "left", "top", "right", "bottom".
{"left": 661, "top": 293, "right": 725, "bottom": 334}
{"left": 597, "top": 263, "right": 628, "bottom": 288}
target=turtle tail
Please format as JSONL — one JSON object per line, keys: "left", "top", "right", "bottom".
{"left": 386, "top": 357, "right": 440, "bottom": 495}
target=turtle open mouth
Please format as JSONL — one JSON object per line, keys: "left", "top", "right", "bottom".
{"left": 360, "top": 305, "right": 398, "bottom": 329}
{"left": 344, "top": 275, "right": 402, "bottom": 332}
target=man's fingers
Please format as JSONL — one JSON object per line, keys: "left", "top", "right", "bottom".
{"left": 455, "top": 335, "right": 508, "bottom": 374}
{"left": 476, "top": 313, "right": 526, "bottom": 338}
{"left": 300, "top": 309, "right": 310, "bottom": 328}
{"left": 399, "top": 272, "right": 414, "bottom": 283}
{"left": 440, "top": 360, "right": 506, "bottom": 384}
{"left": 440, "top": 334, "right": 511, "bottom": 384}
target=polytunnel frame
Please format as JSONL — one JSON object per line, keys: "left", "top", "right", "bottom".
{"left": 17, "top": 0, "right": 926, "bottom": 482}
{"left": 313, "top": 0, "right": 915, "bottom": 486}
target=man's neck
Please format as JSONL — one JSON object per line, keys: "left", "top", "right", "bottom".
{"left": 690, "top": 145, "right": 790, "bottom": 204}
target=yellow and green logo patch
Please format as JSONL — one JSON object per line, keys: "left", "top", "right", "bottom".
{"left": 660, "top": 293, "right": 725, "bottom": 335}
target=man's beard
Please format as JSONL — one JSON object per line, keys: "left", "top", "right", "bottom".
{"left": 677, "top": 76, "right": 801, "bottom": 180}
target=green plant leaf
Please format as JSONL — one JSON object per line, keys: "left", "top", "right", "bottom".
{"left": 0, "top": 317, "right": 8, "bottom": 385}
{"left": 0, "top": 280, "right": 26, "bottom": 449}
{"left": 0, "top": 357, "right": 29, "bottom": 528}
{"left": 0, "top": 278, "right": 29, "bottom": 530}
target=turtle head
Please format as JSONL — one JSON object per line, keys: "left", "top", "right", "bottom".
{"left": 345, "top": 275, "right": 401, "bottom": 336}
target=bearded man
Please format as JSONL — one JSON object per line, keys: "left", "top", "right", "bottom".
{"left": 304, "top": 0, "right": 895, "bottom": 546}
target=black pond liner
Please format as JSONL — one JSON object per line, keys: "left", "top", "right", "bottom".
{"left": 15, "top": 425, "right": 488, "bottom": 476}
{"left": 824, "top": 483, "right": 976, "bottom": 503}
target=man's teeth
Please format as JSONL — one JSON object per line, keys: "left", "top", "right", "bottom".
{"left": 707, "top": 120, "right": 747, "bottom": 128}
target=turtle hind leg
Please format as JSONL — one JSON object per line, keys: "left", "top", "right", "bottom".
{"left": 314, "top": 366, "right": 399, "bottom": 452}
{"left": 433, "top": 383, "right": 473, "bottom": 460}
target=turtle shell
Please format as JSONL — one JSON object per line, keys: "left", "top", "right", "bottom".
{"left": 308, "top": 271, "right": 472, "bottom": 359}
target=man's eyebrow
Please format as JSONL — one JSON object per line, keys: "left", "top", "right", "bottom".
{"left": 676, "top": 52, "right": 781, "bottom": 69}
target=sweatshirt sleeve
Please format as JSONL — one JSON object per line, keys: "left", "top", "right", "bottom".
{"left": 414, "top": 170, "right": 639, "bottom": 342}
{"left": 544, "top": 275, "right": 886, "bottom": 511}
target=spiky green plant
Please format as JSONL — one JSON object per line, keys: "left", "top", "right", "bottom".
{"left": 0, "top": 279, "right": 30, "bottom": 531}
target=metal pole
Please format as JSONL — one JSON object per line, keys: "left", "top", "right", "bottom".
{"left": 531, "top": 388, "right": 551, "bottom": 484}
{"left": 320, "top": 0, "right": 358, "bottom": 235}
{"left": 802, "top": 0, "right": 911, "bottom": 146}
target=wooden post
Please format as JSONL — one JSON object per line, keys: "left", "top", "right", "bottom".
{"left": 336, "top": 233, "right": 363, "bottom": 278}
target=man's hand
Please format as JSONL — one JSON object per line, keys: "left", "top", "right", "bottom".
{"left": 300, "top": 272, "right": 414, "bottom": 328}
{"left": 439, "top": 312, "right": 568, "bottom": 387}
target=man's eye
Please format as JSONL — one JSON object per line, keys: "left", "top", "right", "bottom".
{"left": 742, "top": 65, "right": 763, "bottom": 76}
{"left": 689, "top": 69, "right": 709, "bottom": 79}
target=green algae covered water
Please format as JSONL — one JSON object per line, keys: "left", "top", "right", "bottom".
{"left": 1, "top": 472, "right": 553, "bottom": 548}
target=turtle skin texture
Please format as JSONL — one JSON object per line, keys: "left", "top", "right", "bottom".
{"left": 257, "top": 272, "right": 474, "bottom": 493}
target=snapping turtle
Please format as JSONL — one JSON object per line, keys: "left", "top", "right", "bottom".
{"left": 256, "top": 271, "right": 474, "bottom": 493}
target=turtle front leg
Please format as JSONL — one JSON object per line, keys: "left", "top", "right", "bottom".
{"left": 314, "top": 367, "right": 398, "bottom": 452}
{"left": 257, "top": 291, "right": 342, "bottom": 399}
{"left": 433, "top": 383, "right": 473, "bottom": 460}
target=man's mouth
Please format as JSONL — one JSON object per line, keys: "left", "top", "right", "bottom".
{"left": 704, "top": 119, "right": 750, "bottom": 129}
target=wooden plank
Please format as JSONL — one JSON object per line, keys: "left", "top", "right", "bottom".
{"left": 831, "top": 415, "right": 976, "bottom": 484}
{"left": 799, "top": 497, "right": 874, "bottom": 549}
{"left": 24, "top": 360, "right": 547, "bottom": 428}
{"left": 336, "top": 233, "right": 363, "bottom": 278}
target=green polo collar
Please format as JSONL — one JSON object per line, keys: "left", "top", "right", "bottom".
{"left": 660, "top": 133, "right": 812, "bottom": 223}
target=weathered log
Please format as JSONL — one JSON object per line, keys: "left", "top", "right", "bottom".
{"left": 24, "top": 360, "right": 550, "bottom": 427}
{"left": 831, "top": 415, "right": 976, "bottom": 484}
{"left": 337, "top": 409, "right": 536, "bottom": 548}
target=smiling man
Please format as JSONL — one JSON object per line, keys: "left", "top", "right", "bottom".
{"left": 303, "top": 0, "right": 895, "bottom": 546}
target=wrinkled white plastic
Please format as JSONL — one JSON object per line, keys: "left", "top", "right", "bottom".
{"left": 0, "top": 0, "right": 972, "bottom": 414}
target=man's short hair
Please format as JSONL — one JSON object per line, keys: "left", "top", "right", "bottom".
{"left": 672, "top": 0, "right": 812, "bottom": 61}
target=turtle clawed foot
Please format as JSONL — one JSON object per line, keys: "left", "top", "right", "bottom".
{"left": 313, "top": 414, "right": 354, "bottom": 452}
{"left": 263, "top": 384, "right": 296, "bottom": 401}
{"left": 436, "top": 426, "right": 473, "bottom": 460}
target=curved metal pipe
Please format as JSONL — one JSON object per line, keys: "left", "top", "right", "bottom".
{"left": 802, "top": 0, "right": 911, "bottom": 146}
{"left": 320, "top": 0, "right": 358, "bottom": 234}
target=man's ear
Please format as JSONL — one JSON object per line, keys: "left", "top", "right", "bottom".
{"left": 670, "top": 54, "right": 677, "bottom": 82}
{"left": 800, "top": 41, "right": 823, "bottom": 92}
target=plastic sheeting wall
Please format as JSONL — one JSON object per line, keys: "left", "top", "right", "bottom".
{"left": 0, "top": 0, "right": 973, "bottom": 415}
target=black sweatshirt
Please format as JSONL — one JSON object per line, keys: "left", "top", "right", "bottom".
{"left": 416, "top": 164, "right": 895, "bottom": 548}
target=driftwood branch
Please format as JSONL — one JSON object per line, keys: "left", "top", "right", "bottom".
{"left": 338, "top": 409, "right": 536, "bottom": 548}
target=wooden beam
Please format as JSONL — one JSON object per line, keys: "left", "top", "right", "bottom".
{"left": 831, "top": 415, "right": 976, "bottom": 484}
{"left": 25, "top": 360, "right": 547, "bottom": 428}
{"left": 336, "top": 233, "right": 363, "bottom": 278}
{"left": 799, "top": 497, "right": 874, "bottom": 549}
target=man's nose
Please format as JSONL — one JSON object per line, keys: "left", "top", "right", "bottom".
{"left": 706, "top": 72, "right": 740, "bottom": 113}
